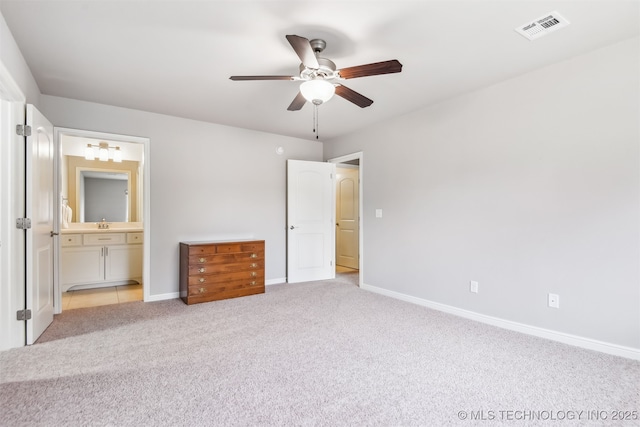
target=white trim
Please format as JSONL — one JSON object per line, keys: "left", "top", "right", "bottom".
{"left": 147, "top": 279, "right": 285, "bottom": 302}
{"left": 145, "top": 292, "right": 179, "bottom": 302}
{"left": 328, "top": 152, "right": 364, "bottom": 288}
{"left": 0, "top": 62, "right": 26, "bottom": 102}
{"left": 53, "top": 128, "right": 151, "bottom": 313}
{"left": 0, "top": 64, "right": 26, "bottom": 351}
{"left": 362, "top": 283, "right": 640, "bottom": 361}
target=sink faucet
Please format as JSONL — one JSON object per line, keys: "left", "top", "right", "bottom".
{"left": 98, "top": 218, "right": 109, "bottom": 229}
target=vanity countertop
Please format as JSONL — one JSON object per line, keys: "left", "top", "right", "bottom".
{"left": 61, "top": 222, "right": 143, "bottom": 234}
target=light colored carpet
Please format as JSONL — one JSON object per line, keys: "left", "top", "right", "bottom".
{"left": 1, "top": 272, "right": 638, "bottom": 426}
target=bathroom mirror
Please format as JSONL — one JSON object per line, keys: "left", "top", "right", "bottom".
{"left": 78, "top": 170, "right": 130, "bottom": 222}
{"left": 65, "top": 156, "right": 141, "bottom": 223}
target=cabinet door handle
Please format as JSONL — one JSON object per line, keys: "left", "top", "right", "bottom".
{"left": 250, "top": 272, "right": 257, "bottom": 277}
{"left": 199, "top": 277, "right": 205, "bottom": 283}
{"left": 250, "top": 263, "right": 257, "bottom": 268}
{"left": 101, "top": 247, "right": 104, "bottom": 256}
{"left": 250, "top": 253, "right": 257, "bottom": 258}
{"left": 198, "top": 267, "right": 205, "bottom": 273}
{"left": 199, "top": 287, "right": 205, "bottom": 293}
{"left": 199, "top": 257, "right": 206, "bottom": 263}
{"left": 105, "top": 247, "right": 108, "bottom": 256}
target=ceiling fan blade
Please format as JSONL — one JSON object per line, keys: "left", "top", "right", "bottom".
{"left": 337, "top": 59, "right": 403, "bottom": 79}
{"left": 229, "top": 75, "right": 295, "bottom": 81}
{"left": 335, "top": 84, "right": 373, "bottom": 108}
{"left": 286, "top": 35, "right": 320, "bottom": 69}
{"left": 287, "top": 92, "right": 307, "bottom": 111}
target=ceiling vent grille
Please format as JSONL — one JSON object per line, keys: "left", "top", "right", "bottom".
{"left": 515, "top": 11, "right": 570, "bottom": 40}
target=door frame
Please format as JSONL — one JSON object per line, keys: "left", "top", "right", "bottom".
{"left": 328, "top": 152, "right": 363, "bottom": 287}
{"left": 0, "top": 63, "right": 26, "bottom": 350}
{"left": 53, "top": 128, "right": 151, "bottom": 313}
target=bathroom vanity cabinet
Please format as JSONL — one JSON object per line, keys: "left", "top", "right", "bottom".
{"left": 61, "top": 231, "right": 143, "bottom": 291}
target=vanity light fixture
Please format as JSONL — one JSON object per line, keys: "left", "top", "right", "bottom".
{"left": 113, "top": 147, "right": 122, "bottom": 163}
{"left": 84, "top": 142, "right": 123, "bottom": 163}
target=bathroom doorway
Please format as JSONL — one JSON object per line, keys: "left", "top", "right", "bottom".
{"left": 54, "top": 128, "right": 150, "bottom": 313}
{"left": 329, "top": 152, "right": 363, "bottom": 287}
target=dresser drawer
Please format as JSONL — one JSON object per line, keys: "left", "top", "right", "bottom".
{"left": 127, "top": 232, "right": 143, "bottom": 244}
{"left": 188, "top": 245, "right": 217, "bottom": 256}
{"left": 61, "top": 234, "right": 83, "bottom": 247}
{"left": 83, "top": 233, "right": 126, "bottom": 245}
{"left": 241, "top": 242, "right": 264, "bottom": 252}
{"left": 188, "top": 260, "right": 263, "bottom": 275}
{"left": 215, "top": 243, "right": 242, "bottom": 253}
{"left": 187, "top": 270, "right": 264, "bottom": 286}
{"left": 188, "top": 277, "right": 264, "bottom": 295}
{"left": 187, "top": 281, "right": 265, "bottom": 304}
{"left": 188, "top": 251, "right": 263, "bottom": 266}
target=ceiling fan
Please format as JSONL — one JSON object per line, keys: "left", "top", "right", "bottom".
{"left": 229, "top": 35, "right": 403, "bottom": 111}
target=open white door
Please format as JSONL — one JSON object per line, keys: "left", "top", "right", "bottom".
{"left": 287, "top": 160, "right": 336, "bottom": 283}
{"left": 25, "top": 104, "right": 54, "bottom": 344}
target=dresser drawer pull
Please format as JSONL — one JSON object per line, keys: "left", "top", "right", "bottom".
{"left": 250, "top": 253, "right": 258, "bottom": 258}
{"left": 199, "top": 277, "right": 206, "bottom": 283}
{"left": 199, "top": 287, "right": 205, "bottom": 293}
{"left": 250, "top": 272, "right": 257, "bottom": 277}
{"left": 250, "top": 281, "right": 257, "bottom": 286}
{"left": 250, "top": 263, "right": 257, "bottom": 268}
{"left": 198, "top": 267, "right": 205, "bottom": 273}
{"left": 198, "top": 257, "right": 206, "bottom": 263}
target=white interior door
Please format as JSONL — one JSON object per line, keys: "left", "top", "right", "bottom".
{"left": 26, "top": 104, "right": 54, "bottom": 344}
{"left": 287, "top": 159, "right": 336, "bottom": 283}
{"left": 336, "top": 166, "right": 359, "bottom": 269}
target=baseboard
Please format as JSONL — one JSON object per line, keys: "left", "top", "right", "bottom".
{"left": 145, "top": 291, "right": 180, "bottom": 302}
{"left": 144, "top": 279, "right": 285, "bottom": 302}
{"left": 361, "top": 283, "right": 640, "bottom": 361}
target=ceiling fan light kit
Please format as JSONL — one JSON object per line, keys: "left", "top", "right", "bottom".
{"left": 300, "top": 79, "right": 335, "bottom": 105}
{"left": 230, "top": 34, "right": 402, "bottom": 137}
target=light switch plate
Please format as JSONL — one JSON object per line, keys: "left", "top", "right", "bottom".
{"left": 375, "top": 209, "right": 383, "bottom": 218}
{"left": 470, "top": 281, "right": 479, "bottom": 293}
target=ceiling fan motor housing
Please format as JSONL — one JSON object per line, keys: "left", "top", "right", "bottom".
{"left": 299, "top": 57, "right": 337, "bottom": 80}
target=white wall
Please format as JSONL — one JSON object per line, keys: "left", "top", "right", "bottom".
{"left": 324, "top": 37, "right": 640, "bottom": 349}
{"left": 41, "top": 95, "right": 323, "bottom": 297}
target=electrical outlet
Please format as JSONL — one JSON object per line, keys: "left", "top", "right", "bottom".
{"left": 470, "top": 281, "right": 479, "bottom": 293}
{"left": 548, "top": 293, "right": 560, "bottom": 308}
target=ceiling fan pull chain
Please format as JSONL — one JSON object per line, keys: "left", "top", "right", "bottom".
{"left": 313, "top": 103, "right": 319, "bottom": 139}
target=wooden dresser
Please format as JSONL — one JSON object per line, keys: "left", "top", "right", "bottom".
{"left": 179, "top": 239, "right": 265, "bottom": 305}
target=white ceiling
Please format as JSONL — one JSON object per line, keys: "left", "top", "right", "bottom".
{"left": 1, "top": 1, "right": 638, "bottom": 141}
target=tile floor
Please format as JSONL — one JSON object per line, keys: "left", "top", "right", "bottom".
{"left": 61, "top": 283, "right": 143, "bottom": 310}
{"left": 336, "top": 265, "right": 358, "bottom": 274}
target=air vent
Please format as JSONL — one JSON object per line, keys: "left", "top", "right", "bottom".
{"left": 515, "top": 11, "right": 570, "bottom": 41}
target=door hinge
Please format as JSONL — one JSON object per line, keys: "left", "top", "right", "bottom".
{"left": 17, "top": 309, "right": 32, "bottom": 321}
{"left": 16, "top": 124, "right": 31, "bottom": 137}
{"left": 16, "top": 218, "right": 32, "bottom": 230}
